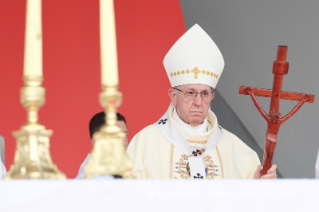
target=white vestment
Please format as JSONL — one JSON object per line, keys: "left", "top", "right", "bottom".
{"left": 127, "top": 104, "right": 260, "bottom": 179}
{"left": 0, "top": 158, "right": 6, "bottom": 178}
{"left": 76, "top": 154, "right": 90, "bottom": 179}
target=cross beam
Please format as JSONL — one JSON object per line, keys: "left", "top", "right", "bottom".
{"left": 239, "top": 87, "right": 315, "bottom": 103}
{"left": 239, "top": 45, "right": 315, "bottom": 175}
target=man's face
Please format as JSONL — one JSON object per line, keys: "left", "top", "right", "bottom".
{"left": 91, "top": 120, "right": 129, "bottom": 148}
{"left": 168, "top": 84, "right": 214, "bottom": 126}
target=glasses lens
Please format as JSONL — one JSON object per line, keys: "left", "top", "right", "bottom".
{"left": 185, "top": 90, "right": 196, "bottom": 100}
{"left": 201, "top": 91, "right": 211, "bottom": 101}
{"left": 183, "top": 90, "right": 213, "bottom": 101}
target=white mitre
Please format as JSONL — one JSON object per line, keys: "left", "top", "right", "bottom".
{"left": 163, "top": 24, "right": 224, "bottom": 88}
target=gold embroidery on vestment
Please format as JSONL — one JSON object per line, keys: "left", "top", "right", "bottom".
{"left": 170, "top": 144, "right": 174, "bottom": 179}
{"left": 174, "top": 155, "right": 191, "bottom": 179}
{"left": 174, "top": 118, "right": 222, "bottom": 179}
{"left": 203, "top": 155, "right": 219, "bottom": 179}
{"left": 216, "top": 146, "right": 224, "bottom": 179}
{"left": 188, "top": 149, "right": 205, "bottom": 158}
{"left": 174, "top": 154, "right": 220, "bottom": 179}
{"left": 188, "top": 139, "right": 207, "bottom": 144}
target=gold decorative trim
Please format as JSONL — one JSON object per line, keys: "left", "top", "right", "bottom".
{"left": 188, "top": 139, "right": 207, "bottom": 144}
{"left": 216, "top": 146, "right": 224, "bottom": 179}
{"left": 192, "top": 67, "right": 201, "bottom": 79}
{"left": 170, "top": 144, "right": 174, "bottom": 179}
{"left": 170, "top": 67, "right": 219, "bottom": 79}
{"left": 188, "top": 149, "right": 205, "bottom": 158}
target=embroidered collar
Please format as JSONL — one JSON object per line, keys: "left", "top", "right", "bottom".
{"left": 156, "top": 104, "right": 223, "bottom": 180}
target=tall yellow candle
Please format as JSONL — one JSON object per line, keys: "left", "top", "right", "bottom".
{"left": 24, "top": 0, "right": 42, "bottom": 77}
{"left": 100, "top": 0, "right": 118, "bottom": 87}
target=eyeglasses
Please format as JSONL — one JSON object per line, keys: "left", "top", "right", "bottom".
{"left": 173, "top": 87, "right": 214, "bottom": 101}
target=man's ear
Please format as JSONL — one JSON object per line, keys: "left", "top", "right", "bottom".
{"left": 168, "top": 88, "right": 177, "bottom": 106}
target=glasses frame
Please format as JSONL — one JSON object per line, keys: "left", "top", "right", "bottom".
{"left": 173, "top": 87, "right": 214, "bottom": 101}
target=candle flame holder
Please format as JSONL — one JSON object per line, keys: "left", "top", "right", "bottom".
{"left": 4, "top": 76, "right": 66, "bottom": 179}
{"left": 84, "top": 85, "right": 133, "bottom": 179}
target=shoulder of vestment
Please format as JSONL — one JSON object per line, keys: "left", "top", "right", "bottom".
{"left": 129, "top": 124, "right": 161, "bottom": 144}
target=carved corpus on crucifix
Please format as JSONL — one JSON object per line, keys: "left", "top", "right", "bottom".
{"left": 239, "top": 46, "right": 315, "bottom": 175}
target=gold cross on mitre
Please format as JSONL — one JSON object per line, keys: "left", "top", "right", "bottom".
{"left": 191, "top": 67, "right": 201, "bottom": 79}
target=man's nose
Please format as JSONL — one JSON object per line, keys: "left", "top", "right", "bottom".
{"left": 193, "top": 93, "right": 203, "bottom": 106}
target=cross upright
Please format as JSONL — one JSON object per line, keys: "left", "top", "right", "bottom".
{"left": 192, "top": 67, "right": 201, "bottom": 79}
{"left": 239, "top": 46, "right": 315, "bottom": 175}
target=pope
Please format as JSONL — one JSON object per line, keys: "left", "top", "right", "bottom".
{"left": 127, "top": 24, "right": 277, "bottom": 180}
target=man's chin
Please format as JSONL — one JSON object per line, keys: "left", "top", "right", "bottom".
{"left": 189, "top": 118, "right": 204, "bottom": 126}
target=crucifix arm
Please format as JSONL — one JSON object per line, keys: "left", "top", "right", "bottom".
{"left": 245, "top": 87, "right": 269, "bottom": 121}
{"left": 280, "top": 94, "right": 311, "bottom": 123}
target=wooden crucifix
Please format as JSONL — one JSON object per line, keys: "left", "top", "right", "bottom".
{"left": 239, "top": 46, "right": 315, "bottom": 175}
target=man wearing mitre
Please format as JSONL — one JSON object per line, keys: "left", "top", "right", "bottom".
{"left": 127, "top": 24, "right": 277, "bottom": 180}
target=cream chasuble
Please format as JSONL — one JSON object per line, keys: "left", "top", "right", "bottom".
{"left": 127, "top": 104, "right": 260, "bottom": 179}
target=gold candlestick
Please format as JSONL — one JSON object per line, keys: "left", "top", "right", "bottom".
{"left": 84, "top": 85, "right": 133, "bottom": 179}
{"left": 4, "top": 76, "right": 65, "bottom": 179}
{"left": 84, "top": 0, "right": 133, "bottom": 179}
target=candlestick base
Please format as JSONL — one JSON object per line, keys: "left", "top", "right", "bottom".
{"left": 84, "top": 132, "right": 133, "bottom": 179}
{"left": 3, "top": 76, "right": 66, "bottom": 179}
{"left": 84, "top": 87, "right": 133, "bottom": 179}
{"left": 4, "top": 127, "right": 65, "bottom": 179}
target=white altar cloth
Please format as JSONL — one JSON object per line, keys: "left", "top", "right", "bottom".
{"left": 0, "top": 180, "right": 318, "bottom": 212}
